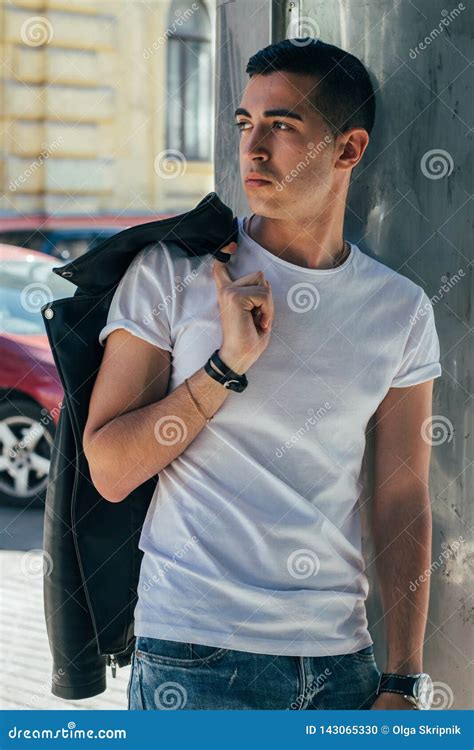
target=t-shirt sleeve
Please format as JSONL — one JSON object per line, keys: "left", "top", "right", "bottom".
{"left": 98, "top": 242, "right": 173, "bottom": 351}
{"left": 390, "top": 288, "right": 442, "bottom": 388}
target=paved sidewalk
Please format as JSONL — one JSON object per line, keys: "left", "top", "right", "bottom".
{"left": 0, "top": 549, "right": 130, "bottom": 710}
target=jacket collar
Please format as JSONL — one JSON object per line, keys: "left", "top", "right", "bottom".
{"left": 52, "top": 191, "right": 238, "bottom": 296}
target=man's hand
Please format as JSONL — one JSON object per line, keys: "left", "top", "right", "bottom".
{"left": 212, "top": 241, "right": 274, "bottom": 374}
{"left": 370, "top": 692, "right": 417, "bottom": 710}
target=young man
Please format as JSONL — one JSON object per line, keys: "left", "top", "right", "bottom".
{"left": 84, "top": 39, "right": 441, "bottom": 711}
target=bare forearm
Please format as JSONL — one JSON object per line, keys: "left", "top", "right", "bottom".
{"left": 85, "top": 365, "right": 230, "bottom": 502}
{"left": 371, "top": 494, "right": 432, "bottom": 673}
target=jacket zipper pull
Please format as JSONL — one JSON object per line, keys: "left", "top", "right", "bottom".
{"left": 107, "top": 654, "right": 117, "bottom": 678}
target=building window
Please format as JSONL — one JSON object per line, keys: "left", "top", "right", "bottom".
{"left": 166, "top": 1, "right": 213, "bottom": 161}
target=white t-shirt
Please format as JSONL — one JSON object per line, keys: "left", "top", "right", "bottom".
{"left": 98, "top": 216, "right": 442, "bottom": 657}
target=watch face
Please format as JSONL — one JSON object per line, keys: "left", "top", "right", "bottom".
{"left": 413, "top": 673, "right": 434, "bottom": 709}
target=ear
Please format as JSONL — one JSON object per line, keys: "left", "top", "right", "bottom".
{"left": 334, "top": 128, "right": 370, "bottom": 173}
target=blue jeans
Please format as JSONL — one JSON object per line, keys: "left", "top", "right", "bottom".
{"left": 127, "top": 635, "right": 381, "bottom": 710}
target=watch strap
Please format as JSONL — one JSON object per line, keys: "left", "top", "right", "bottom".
{"left": 204, "top": 358, "right": 248, "bottom": 392}
{"left": 210, "top": 349, "right": 245, "bottom": 380}
{"left": 377, "top": 673, "right": 418, "bottom": 697}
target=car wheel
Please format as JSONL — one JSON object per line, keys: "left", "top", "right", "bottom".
{"left": 0, "top": 399, "right": 56, "bottom": 507}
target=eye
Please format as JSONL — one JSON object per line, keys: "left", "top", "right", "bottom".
{"left": 273, "top": 121, "right": 292, "bottom": 131}
{"left": 234, "top": 120, "right": 293, "bottom": 132}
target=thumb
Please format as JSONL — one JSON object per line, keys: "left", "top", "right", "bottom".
{"left": 212, "top": 241, "right": 237, "bottom": 289}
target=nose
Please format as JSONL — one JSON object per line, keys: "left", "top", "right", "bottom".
{"left": 242, "top": 124, "right": 270, "bottom": 162}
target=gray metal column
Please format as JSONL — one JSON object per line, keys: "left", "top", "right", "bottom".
{"left": 214, "top": 0, "right": 272, "bottom": 208}
{"left": 214, "top": 0, "right": 473, "bottom": 708}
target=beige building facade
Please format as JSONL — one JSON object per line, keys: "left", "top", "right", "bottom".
{"left": 0, "top": 0, "right": 215, "bottom": 219}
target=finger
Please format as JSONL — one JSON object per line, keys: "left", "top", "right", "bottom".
{"left": 230, "top": 270, "right": 267, "bottom": 288}
{"left": 232, "top": 286, "right": 273, "bottom": 329}
{"left": 254, "top": 304, "right": 272, "bottom": 331}
{"left": 258, "top": 279, "right": 273, "bottom": 329}
{"left": 211, "top": 242, "right": 237, "bottom": 288}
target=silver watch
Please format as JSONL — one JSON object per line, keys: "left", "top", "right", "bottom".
{"left": 377, "top": 672, "right": 433, "bottom": 709}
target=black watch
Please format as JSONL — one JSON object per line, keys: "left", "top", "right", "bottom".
{"left": 376, "top": 672, "right": 433, "bottom": 709}
{"left": 204, "top": 350, "right": 248, "bottom": 393}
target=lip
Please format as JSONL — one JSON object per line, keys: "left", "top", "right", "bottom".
{"left": 245, "top": 176, "right": 272, "bottom": 187}
{"left": 245, "top": 173, "right": 272, "bottom": 181}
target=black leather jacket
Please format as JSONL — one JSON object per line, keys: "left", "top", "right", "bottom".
{"left": 41, "top": 192, "right": 237, "bottom": 699}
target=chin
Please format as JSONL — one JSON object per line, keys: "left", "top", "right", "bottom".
{"left": 247, "top": 198, "right": 281, "bottom": 216}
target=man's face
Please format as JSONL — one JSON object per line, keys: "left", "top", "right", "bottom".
{"left": 236, "top": 71, "right": 338, "bottom": 218}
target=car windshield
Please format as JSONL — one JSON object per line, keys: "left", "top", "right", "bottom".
{"left": 0, "top": 257, "right": 74, "bottom": 335}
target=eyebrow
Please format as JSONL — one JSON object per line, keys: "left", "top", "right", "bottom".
{"left": 234, "top": 107, "right": 304, "bottom": 122}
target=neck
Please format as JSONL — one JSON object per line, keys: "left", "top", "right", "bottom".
{"left": 246, "top": 213, "right": 349, "bottom": 270}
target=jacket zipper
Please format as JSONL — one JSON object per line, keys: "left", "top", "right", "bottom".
{"left": 107, "top": 654, "right": 118, "bottom": 678}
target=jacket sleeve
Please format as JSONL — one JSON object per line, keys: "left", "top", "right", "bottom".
{"left": 390, "top": 288, "right": 442, "bottom": 388}
{"left": 43, "top": 403, "right": 107, "bottom": 700}
{"left": 98, "top": 242, "right": 173, "bottom": 351}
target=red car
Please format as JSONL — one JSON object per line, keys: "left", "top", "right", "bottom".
{"left": 0, "top": 244, "right": 74, "bottom": 506}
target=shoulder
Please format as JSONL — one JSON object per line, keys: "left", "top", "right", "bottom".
{"left": 355, "top": 246, "right": 430, "bottom": 309}
{"left": 115, "top": 241, "right": 205, "bottom": 301}
{"left": 133, "top": 239, "right": 188, "bottom": 272}
{"left": 136, "top": 240, "right": 209, "bottom": 281}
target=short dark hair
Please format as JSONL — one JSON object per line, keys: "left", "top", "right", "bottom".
{"left": 246, "top": 38, "right": 376, "bottom": 137}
